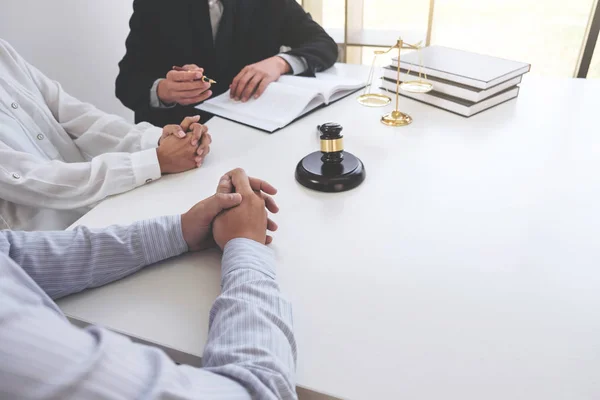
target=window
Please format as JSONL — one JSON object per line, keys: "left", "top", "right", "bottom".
{"left": 586, "top": 33, "right": 600, "bottom": 77}
{"left": 305, "top": 0, "right": 345, "bottom": 43}
{"left": 300, "top": 0, "right": 600, "bottom": 78}
{"left": 432, "top": 0, "right": 595, "bottom": 77}
{"left": 348, "top": 0, "right": 430, "bottom": 46}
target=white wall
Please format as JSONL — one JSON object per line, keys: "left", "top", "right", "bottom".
{"left": 0, "top": 0, "right": 135, "bottom": 121}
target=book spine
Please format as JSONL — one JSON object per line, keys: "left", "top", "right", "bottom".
{"left": 381, "top": 72, "right": 479, "bottom": 103}
{"left": 381, "top": 86, "right": 520, "bottom": 117}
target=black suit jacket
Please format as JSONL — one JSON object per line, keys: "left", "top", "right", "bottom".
{"left": 116, "top": 0, "right": 339, "bottom": 127}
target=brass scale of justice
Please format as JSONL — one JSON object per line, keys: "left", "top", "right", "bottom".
{"left": 357, "top": 37, "right": 433, "bottom": 125}
{"left": 295, "top": 38, "right": 433, "bottom": 192}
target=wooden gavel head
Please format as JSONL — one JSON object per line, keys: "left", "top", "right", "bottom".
{"left": 319, "top": 122, "right": 344, "bottom": 163}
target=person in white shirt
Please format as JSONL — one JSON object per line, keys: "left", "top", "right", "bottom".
{"left": 0, "top": 39, "right": 212, "bottom": 231}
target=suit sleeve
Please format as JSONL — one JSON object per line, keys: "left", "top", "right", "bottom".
{"left": 116, "top": 0, "right": 162, "bottom": 115}
{"left": 280, "top": 0, "right": 339, "bottom": 74}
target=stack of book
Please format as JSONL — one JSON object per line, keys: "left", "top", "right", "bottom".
{"left": 381, "top": 46, "right": 530, "bottom": 117}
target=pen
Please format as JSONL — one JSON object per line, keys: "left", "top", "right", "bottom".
{"left": 172, "top": 66, "right": 217, "bottom": 84}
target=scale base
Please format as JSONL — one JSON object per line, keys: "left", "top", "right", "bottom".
{"left": 381, "top": 110, "right": 412, "bottom": 127}
{"left": 295, "top": 151, "right": 366, "bottom": 192}
{"left": 357, "top": 93, "right": 392, "bottom": 107}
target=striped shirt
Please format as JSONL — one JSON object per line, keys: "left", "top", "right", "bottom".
{"left": 0, "top": 215, "right": 297, "bottom": 399}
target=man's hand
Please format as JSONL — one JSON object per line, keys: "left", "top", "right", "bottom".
{"left": 159, "top": 116, "right": 212, "bottom": 168}
{"left": 181, "top": 169, "right": 279, "bottom": 251}
{"left": 230, "top": 56, "right": 291, "bottom": 102}
{"left": 213, "top": 168, "right": 280, "bottom": 250}
{"left": 160, "top": 115, "right": 201, "bottom": 143}
{"left": 157, "top": 64, "right": 213, "bottom": 106}
{"left": 188, "top": 122, "right": 212, "bottom": 167}
{"left": 156, "top": 123, "right": 213, "bottom": 173}
{"left": 156, "top": 134, "right": 197, "bottom": 174}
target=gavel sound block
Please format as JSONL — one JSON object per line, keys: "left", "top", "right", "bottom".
{"left": 295, "top": 122, "right": 366, "bottom": 192}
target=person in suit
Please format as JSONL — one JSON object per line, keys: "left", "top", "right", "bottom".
{"left": 116, "top": 0, "right": 339, "bottom": 127}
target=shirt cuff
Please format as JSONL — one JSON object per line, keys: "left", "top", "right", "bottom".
{"left": 138, "top": 215, "right": 189, "bottom": 265}
{"left": 277, "top": 53, "right": 308, "bottom": 75}
{"left": 150, "top": 79, "right": 177, "bottom": 109}
{"left": 140, "top": 125, "right": 163, "bottom": 150}
{"left": 130, "top": 148, "right": 161, "bottom": 187}
{"left": 222, "top": 238, "right": 275, "bottom": 281}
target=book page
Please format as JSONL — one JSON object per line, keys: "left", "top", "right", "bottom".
{"left": 198, "top": 82, "right": 321, "bottom": 131}
{"left": 278, "top": 74, "right": 363, "bottom": 103}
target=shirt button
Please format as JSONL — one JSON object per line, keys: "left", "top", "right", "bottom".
{"left": 145, "top": 178, "right": 153, "bottom": 184}
{"left": 11, "top": 102, "right": 19, "bottom": 109}
{"left": 37, "top": 134, "right": 45, "bottom": 140}
{"left": 12, "top": 173, "right": 21, "bottom": 179}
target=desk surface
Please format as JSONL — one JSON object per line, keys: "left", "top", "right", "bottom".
{"left": 58, "top": 64, "right": 600, "bottom": 400}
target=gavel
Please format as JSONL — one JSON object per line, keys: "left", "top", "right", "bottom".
{"left": 295, "top": 122, "right": 366, "bottom": 192}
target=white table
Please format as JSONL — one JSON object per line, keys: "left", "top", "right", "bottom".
{"left": 57, "top": 64, "right": 600, "bottom": 400}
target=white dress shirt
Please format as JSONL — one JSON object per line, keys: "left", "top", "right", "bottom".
{"left": 0, "top": 216, "right": 297, "bottom": 399}
{"left": 0, "top": 39, "right": 163, "bottom": 231}
{"left": 149, "top": 0, "right": 308, "bottom": 108}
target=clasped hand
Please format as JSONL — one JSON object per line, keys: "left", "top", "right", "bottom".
{"left": 181, "top": 169, "right": 279, "bottom": 252}
{"left": 157, "top": 115, "right": 212, "bottom": 173}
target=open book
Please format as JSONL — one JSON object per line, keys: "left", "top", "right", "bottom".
{"left": 197, "top": 74, "right": 364, "bottom": 132}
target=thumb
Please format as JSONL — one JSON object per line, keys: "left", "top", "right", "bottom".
{"left": 205, "top": 193, "right": 242, "bottom": 217}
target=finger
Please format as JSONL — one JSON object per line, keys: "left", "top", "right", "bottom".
{"left": 248, "top": 177, "right": 277, "bottom": 195}
{"left": 216, "top": 174, "right": 234, "bottom": 194}
{"left": 241, "top": 74, "right": 263, "bottom": 102}
{"left": 228, "top": 168, "right": 254, "bottom": 195}
{"left": 189, "top": 123, "right": 206, "bottom": 147}
{"left": 204, "top": 193, "right": 243, "bottom": 219}
{"left": 173, "top": 65, "right": 203, "bottom": 73}
{"left": 230, "top": 67, "right": 248, "bottom": 99}
{"left": 261, "top": 192, "right": 279, "bottom": 214}
{"left": 196, "top": 149, "right": 208, "bottom": 162}
{"left": 215, "top": 192, "right": 242, "bottom": 210}
{"left": 178, "top": 90, "right": 213, "bottom": 106}
{"left": 265, "top": 235, "right": 273, "bottom": 245}
{"left": 196, "top": 157, "right": 204, "bottom": 168}
{"left": 231, "top": 69, "right": 254, "bottom": 100}
{"left": 197, "top": 131, "right": 212, "bottom": 156}
{"left": 254, "top": 77, "right": 273, "bottom": 99}
{"left": 180, "top": 65, "right": 203, "bottom": 72}
{"left": 180, "top": 87, "right": 212, "bottom": 99}
{"left": 234, "top": 70, "right": 255, "bottom": 101}
{"left": 167, "top": 69, "right": 204, "bottom": 82}
{"left": 179, "top": 116, "right": 201, "bottom": 132}
{"left": 163, "top": 124, "right": 186, "bottom": 139}
{"left": 267, "top": 218, "right": 278, "bottom": 232}
{"left": 173, "top": 80, "right": 211, "bottom": 93}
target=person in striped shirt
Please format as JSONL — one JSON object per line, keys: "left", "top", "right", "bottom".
{"left": 0, "top": 168, "right": 297, "bottom": 400}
